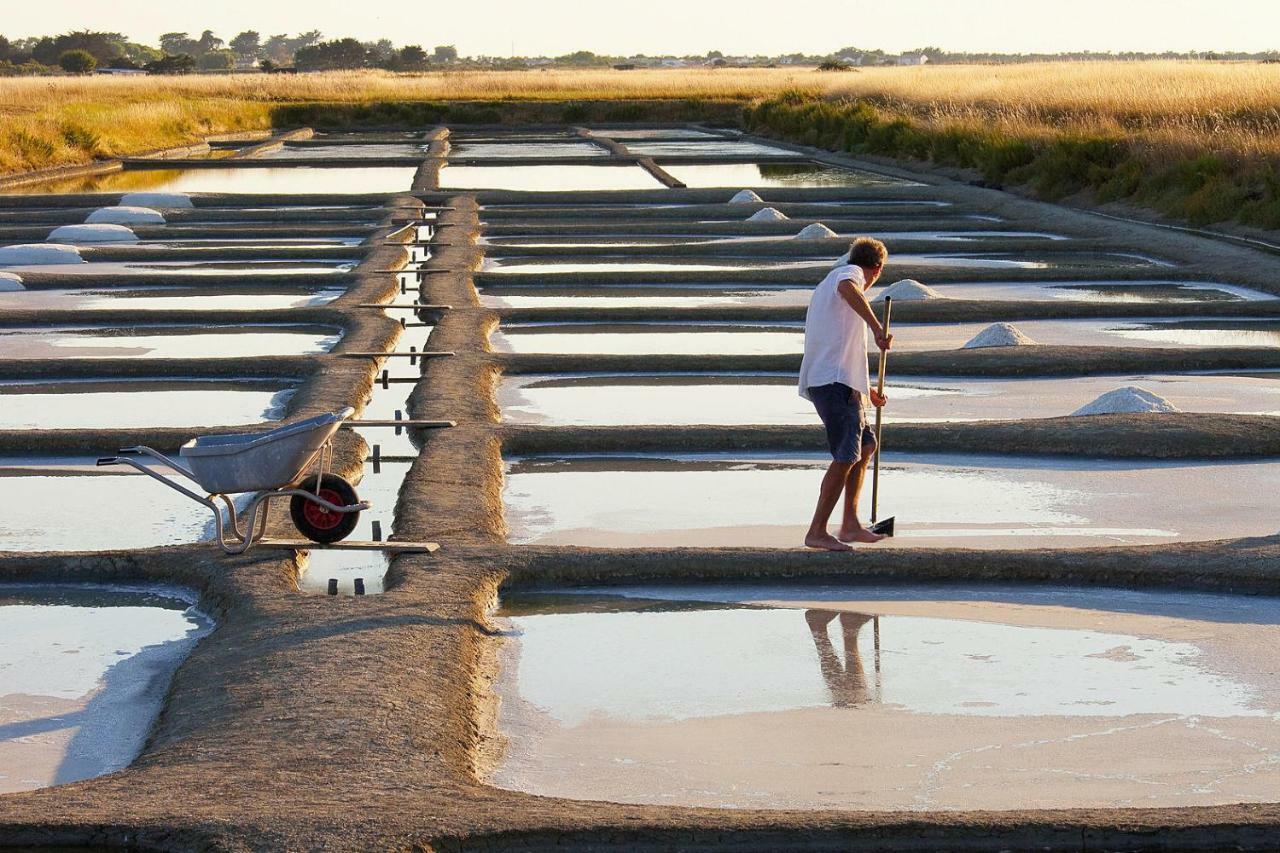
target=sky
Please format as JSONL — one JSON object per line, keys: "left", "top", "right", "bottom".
{"left": 5, "top": 0, "right": 1280, "bottom": 56}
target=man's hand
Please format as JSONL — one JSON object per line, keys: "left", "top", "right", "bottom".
{"left": 869, "top": 389, "right": 888, "bottom": 408}
{"left": 874, "top": 330, "right": 893, "bottom": 351}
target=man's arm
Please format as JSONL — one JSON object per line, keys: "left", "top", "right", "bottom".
{"left": 837, "top": 278, "right": 891, "bottom": 350}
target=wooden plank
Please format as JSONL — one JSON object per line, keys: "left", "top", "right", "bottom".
{"left": 343, "top": 419, "right": 456, "bottom": 428}
{"left": 257, "top": 539, "right": 439, "bottom": 554}
{"left": 338, "top": 351, "right": 454, "bottom": 359}
{"left": 356, "top": 303, "right": 451, "bottom": 310}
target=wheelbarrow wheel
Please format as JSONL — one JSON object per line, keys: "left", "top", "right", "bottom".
{"left": 290, "top": 473, "right": 361, "bottom": 544}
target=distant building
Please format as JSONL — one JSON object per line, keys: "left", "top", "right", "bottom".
{"left": 95, "top": 68, "right": 147, "bottom": 76}
{"left": 897, "top": 53, "right": 929, "bottom": 66}
{"left": 660, "top": 58, "right": 687, "bottom": 68}
{"left": 837, "top": 54, "right": 864, "bottom": 66}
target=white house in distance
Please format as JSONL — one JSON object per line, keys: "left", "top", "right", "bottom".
{"left": 897, "top": 53, "right": 929, "bottom": 65}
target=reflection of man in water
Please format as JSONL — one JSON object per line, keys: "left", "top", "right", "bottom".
{"left": 806, "top": 609, "right": 874, "bottom": 707}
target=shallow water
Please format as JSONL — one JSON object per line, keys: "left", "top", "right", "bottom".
{"left": 502, "top": 451, "right": 1280, "bottom": 548}
{"left": 0, "top": 380, "right": 295, "bottom": 429}
{"left": 297, "top": 442, "right": 416, "bottom": 595}
{"left": 491, "top": 323, "right": 800, "bottom": 356}
{"left": 439, "top": 165, "right": 663, "bottom": 191}
{"left": 499, "top": 372, "right": 1280, "bottom": 425}
{"left": 1, "top": 259, "right": 355, "bottom": 277}
{"left": 300, "top": 551, "right": 390, "bottom": 596}
{"left": 500, "top": 374, "right": 816, "bottom": 425}
{"left": 478, "top": 253, "right": 1150, "bottom": 274}
{"left": 626, "top": 140, "right": 796, "bottom": 158}
{"left": 0, "top": 461, "right": 230, "bottom": 551}
{"left": 908, "top": 280, "right": 1272, "bottom": 304}
{"left": 478, "top": 283, "right": 812, "bottom": 309}
{"left": 901, "top": 318, "right": 1280, "bottom": 351}
{"left": 592, "top": 128, "right": 722, "bottom": 140}
{"left": 491, "top": 584, "right": 1280, "bottom": 810}
{"left": 479, "top": 230, "right": 1068, "bottom": 249}
{"left": 0, "top": 166, "right": 417, "bottom": 196}
{"left": 660, "top": 162, "right": 904, "bottom": 188}
{"left": 0, "top": 325, "right": 341, "bottom": 360}
{"left": 493, "top": 318, "right": 1280, "bottom": 357}
{"left": 0, "top": 584, "right": 212, "bottom": 793}
{"left": 0, "top": 286, "right": 345, "bottom": 313}
{"left": 262, "top": 144, "right": 427, "bottom": 159}
{"left": 450, "top": 142, "right": 609, "bottom": 159}
{"left": 477, "top": 278, "right": 1264, "bottom": 309}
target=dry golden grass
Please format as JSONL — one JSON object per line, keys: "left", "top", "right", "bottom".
{"left": 818, "top": 61, "right": 1280, "bottom": 160}
{"left": 4, "top": 61, "right": 1280, "bottom": 173}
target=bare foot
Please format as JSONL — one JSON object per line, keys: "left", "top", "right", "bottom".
{"left": 838, "top": 526, "right": 886, "bottom": 544}
{"left": 805, "top": 532, "right": 853, "bottom": 551}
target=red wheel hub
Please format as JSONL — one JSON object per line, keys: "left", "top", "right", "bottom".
{"left": 302, "top": 487, "right": 345, "bottom": 531}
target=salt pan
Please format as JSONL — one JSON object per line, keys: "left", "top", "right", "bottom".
{"left": 0, "top": 272, "right": 22, "bottom": 291}
{"left": 120, "top": 192, "right": 194, "bottom": 209}
{"left": 962, "top": 323, "right": 1037, "bottom": 349}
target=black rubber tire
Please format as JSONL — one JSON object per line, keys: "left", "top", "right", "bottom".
{"left": 290, "top": 473, "right": 361, "bottom": 544}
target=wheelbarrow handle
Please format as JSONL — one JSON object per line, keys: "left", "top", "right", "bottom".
{"left": 96, "top": 446, "right": 142, "bottom": 466}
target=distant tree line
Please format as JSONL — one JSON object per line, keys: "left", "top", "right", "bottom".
{"left": 0, "top": 29, "right": 460, "bottom": 75}
{"left": 2, "top": 30, "right": 1278, "bottom": 76}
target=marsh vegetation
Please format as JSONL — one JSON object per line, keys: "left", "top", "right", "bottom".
{"left": 5, "top": 62, "right": 1280, "bottom": 228}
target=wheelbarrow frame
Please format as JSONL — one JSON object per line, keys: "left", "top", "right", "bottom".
{"left": 97, "top": 413, "right": 369, "bottom": 555}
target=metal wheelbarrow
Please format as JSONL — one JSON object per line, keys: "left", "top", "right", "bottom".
{"left": 97, "top": 407, "right": 369, "bottom": 554}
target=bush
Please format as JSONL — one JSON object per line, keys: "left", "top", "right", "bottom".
{"left": 58, "top": 49, "right": 97, "bottom": 74}
{"left": 198, "top": 50, "right": 235, "bottom": 71}
{"left": 60, "top": 123, "right": 103, "bottom": 153}
{"left": 145, "top": 54, "right": 197, "bottom": 74}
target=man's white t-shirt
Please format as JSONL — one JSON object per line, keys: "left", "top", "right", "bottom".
{"left": 797, "top": 263, "right": 870, "bottom": 400}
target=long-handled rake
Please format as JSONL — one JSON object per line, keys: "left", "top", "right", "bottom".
{"left": 868, "top": 296, "right": 895, "bottom": 537}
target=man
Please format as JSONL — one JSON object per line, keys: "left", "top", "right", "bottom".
{"left": 798, "top": 237, "right": 892, "bottom": 551}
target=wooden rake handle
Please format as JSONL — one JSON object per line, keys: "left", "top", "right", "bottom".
{"left": 871, "top": 296, "right": 893, "bottom": 524}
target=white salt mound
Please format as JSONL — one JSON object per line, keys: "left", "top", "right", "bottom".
{"left": 1072, "top": 386, "right": 1181, "bottom": 416}
{"left": 729, "top": 189, "right": 764, "bottom": 204}
{"left": 872, "top": 279, "right": 944, "bottom": 302}
{"left": 86, "top": 206, "right": 165, "bottom": 225}
{"left": 795, "top": 223, "right": 838, "bottom": 239}
{"left": 962, "top": 322, "right": 1037, "bottom": 349}
{"left": 48, "top": 224, "right": 139, "bottom": 244}
{"left": 746, "top": 207, "right": 788, "bottom": 222}
{"left": 0, "top": 271, "right": 22, "bottom": 291}
{"left": 120, "top": 192, "right": 194, "bottom": 209}
{"left": 0, "top": 243, "right": 85, "bottom": 265}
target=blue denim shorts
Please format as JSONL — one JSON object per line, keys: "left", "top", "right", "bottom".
{"left": 808, "top": 382, "right": 876, "bottom": 463}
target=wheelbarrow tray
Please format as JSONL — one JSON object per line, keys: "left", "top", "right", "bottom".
{"left": 180, "top": 408, "right": 352, "bottom": 494}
